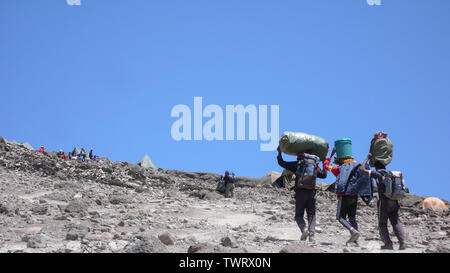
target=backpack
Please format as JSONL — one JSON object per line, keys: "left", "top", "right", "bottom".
{"left": 294, "top": 154, "right": 320, "bottom": 190}
{"left": 381, "top": 171, "right": 406, "bottom": 200}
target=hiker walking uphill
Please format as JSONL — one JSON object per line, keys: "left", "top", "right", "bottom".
{"left": 216, "top": 171, "right": 236, "bottom": 198}
{"left": 324, "top": 139, "right": 373, "bottom": 246}
{"left": 360, "top": 140, "right": 408, "bottom": 250}
{"left": 276, "top": 145, "right": 327, "bottom": 243}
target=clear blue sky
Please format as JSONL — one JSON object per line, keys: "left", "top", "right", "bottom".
{"left": 1, "top": 0, "right": 449, "bottom": 200}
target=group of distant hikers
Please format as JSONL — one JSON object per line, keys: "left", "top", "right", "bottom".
{"left": 276, "top": 131, "right": 407, "bottom": 250}
{"left": 38, "top": 146, "right": 100, "bottom": 162}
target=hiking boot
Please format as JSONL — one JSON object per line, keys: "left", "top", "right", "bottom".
{"left": 380, "top": 244, "right": 394, "bottom": 250}
{"left": 399, "top": 242, "right": 407, "bottom": 250}
{"left": 308, "top": 235, "right": 316, "bottom": 244}
{"left": 346, "top": 228, "right": 360, "bottom": 245}
{"left": 300, "top": 229, "right": 309, "bottom": 241}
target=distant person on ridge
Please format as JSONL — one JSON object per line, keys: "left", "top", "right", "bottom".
{"left": 276, "top": 145, "right": 327, "bottom": 243}
{"left": 80, "top": 147, "right": 87, "bottom": 161}
{"left": 360, "top": 153, "right": 407, "bottom": 250}
{"left": 39, "top": 146, "right": 45, "bottom": 152}
{"left": 222, "top": 171, "right": 235, "bottom": 198}
{"left": 57, "top": 150, "right": 65, "bottom": 159}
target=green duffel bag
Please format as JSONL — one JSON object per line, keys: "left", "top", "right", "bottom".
{"left": 279, "top": 132, "right": 329, "bottom": 161}
{"left": 369, "top": 132, "right": 393, "bottom": 167}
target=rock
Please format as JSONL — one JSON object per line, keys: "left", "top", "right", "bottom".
{"left": 188, "top": 243, "right": 224, "bottom": 253}
{"left": 184, "top": 236, "right": 198, "bottom": 244}
{"left": 31, "top": 205, "right": 48, "bottom": 215}
{"left": 158, "top": 233, "right": 175, "bottom": 246}
{"left": 343, "top": 247, "right": 351, "bottom": 253}
{"left": 21, "top": 235, "right": 31, "bottom": 242}
{"left": 65, "top": 241, "right": 82, "bottom": 253}
{"left": 66, "top": 233, "right": 79, "bottom": 241}
{"left": 54, "top": 215, "right": 68, "bottom": 221}
{"left": 109, "top": 195, "right": 129, "bottom": 205}
{"left": 126, "top": 235, "right": 168, "bottom": 253}
{"left": 0, "top": 203, "right": 11, "bottom": 214}
{"left": 64, "top": 200, "right": 88, "bottom": 214}
{"left": 66, "top": 224, "right": 90, "bottom": 240}
{"left": 26, "top": 235, "right": 46, "bottom": 249}
{"left": 221, "top": 236, "right": 238, "bottom": 248}
{"left": 279, "top": 243, "right": 323, "bottom": 253}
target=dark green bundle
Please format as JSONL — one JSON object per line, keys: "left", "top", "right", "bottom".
{"left": 369, "top": 132, "right": 393, "bottom": 167}
{"left": 279, "top": 132, "right": 329, "bottom": 161}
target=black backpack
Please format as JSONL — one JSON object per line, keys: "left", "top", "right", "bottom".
{"left": 294, "top": 154, "right": 320, "bottom": 190}
{"left": 379, "top": 171, "right": 406, "bottom": 200}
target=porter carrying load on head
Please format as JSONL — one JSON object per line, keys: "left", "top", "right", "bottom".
{"left": 360, "top": 153, "right": 407, "bottom": 250}
{"left": 276, "top": 138, "right": 327, "bottom": 243}
{"left": 323, "top": 138, "right": 373, "bottom": 246}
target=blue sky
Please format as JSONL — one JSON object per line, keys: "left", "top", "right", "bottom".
{"left": 1, "top": 0, "right": 449, "bottom": 200}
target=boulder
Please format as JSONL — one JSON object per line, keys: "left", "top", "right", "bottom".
{"left": 158, "top": 232, "right": 175, "bottom": 246}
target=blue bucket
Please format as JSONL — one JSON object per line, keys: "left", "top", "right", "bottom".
{"left": 335, "top": 138, "right": 352, "bottom": 159}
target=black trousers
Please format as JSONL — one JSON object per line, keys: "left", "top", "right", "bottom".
{"left": 295, "top": 189, "right": 316, "bottom": 235}
{"left": 378, "top": 196, "right": 406, "bottom": 245}
{"left": 336, "top": 195, "right": 358, "bottom": 231}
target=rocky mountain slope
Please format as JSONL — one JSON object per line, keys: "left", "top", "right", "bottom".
{"left": 0, "top": 136, "right": 448, "bottom": 253}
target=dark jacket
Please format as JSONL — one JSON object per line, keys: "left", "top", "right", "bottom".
{"left": 223, "top": 174, "right": 234, "bottom": 185}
